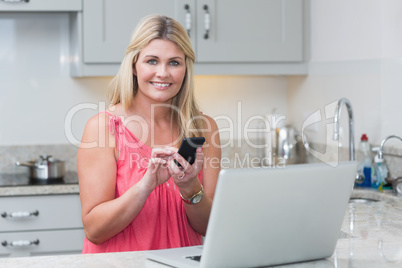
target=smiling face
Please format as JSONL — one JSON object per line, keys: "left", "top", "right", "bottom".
{"left": 133, "top": 39, "right": 186, "bottom": 104}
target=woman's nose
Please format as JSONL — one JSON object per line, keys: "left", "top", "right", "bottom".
{"left": 156, "top": 64, "right": 169, "bottom": 78}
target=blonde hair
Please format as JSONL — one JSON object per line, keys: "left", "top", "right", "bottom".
{"left": 108, "top": 14, "right": 204, "bottom": 140}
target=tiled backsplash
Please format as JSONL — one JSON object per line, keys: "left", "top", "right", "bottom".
{"left": 304, "top": 143, "right": 402, "bottom": 179}
{"left": 1, "top": 141, "right": 262, "bottom": 173}
{"left": 1, "top": 141, "right": 402, "bottom": 179}
{"left": 0, "top": 141, "right": 258, "bottom": 173}
{"left": 0, "top": 144, "right": 78, "bottom": 174}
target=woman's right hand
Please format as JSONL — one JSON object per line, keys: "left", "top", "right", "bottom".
{"left": 140, "top": 147, "right": 176, "bottom": 192}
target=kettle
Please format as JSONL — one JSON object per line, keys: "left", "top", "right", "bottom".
{"left": 275, "top": 125, "right": 306, "bottom": 165}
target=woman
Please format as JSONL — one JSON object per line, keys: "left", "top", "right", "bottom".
{"left": 77, "top": 15, "right": 221, "bottom": 253}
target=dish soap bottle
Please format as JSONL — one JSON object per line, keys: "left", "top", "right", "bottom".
{"left": 356, "top": 134, "right": 372, "bottom": 187}
{"left": 371, "top": 154, "right": 389, "bottom": 191}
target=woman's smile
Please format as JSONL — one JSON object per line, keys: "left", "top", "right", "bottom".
{"left": 150, "top": 81, "right": 173, "bottom": 90}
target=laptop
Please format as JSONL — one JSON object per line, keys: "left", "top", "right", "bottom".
{"left": 146, "top": 161, "right": 358, "bottom": 268}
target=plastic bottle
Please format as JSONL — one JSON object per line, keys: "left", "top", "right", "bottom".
{"left": 356, "top": 134, "right": 372, "bottom": 187}
{"left": 371, "top": 154, "right": 389, "bottom": 191}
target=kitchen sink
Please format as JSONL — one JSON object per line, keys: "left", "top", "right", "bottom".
{"left": 349, "top": 197, "right": 380, "bottom": 204}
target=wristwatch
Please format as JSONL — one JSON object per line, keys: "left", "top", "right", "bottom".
{"left": 180, "top": 185, "right": 204, "bottom": 204}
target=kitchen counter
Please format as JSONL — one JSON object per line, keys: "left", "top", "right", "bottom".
{"left": 0, "top": 172, "right": 79, "bottom": 196}
{"left": 1, "top": 188, "right": 402, "bottom": 267}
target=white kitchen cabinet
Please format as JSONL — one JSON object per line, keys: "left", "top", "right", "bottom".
{"left": 187, "top": 0, "right": 303, "bottom": 63}
{"left": 0, "top": 0, "right": 81, "bottom": 12}
{"left": 0, "top": 194, "right": 84, "bottom": 258}
{"left": 70, "top": 0, "right": 307, "bottom": 76}
{"left": 82, "top": 0, "right": 302, "bottom": 64}
{"left": 82, "top": 0, "right": 177, "bottom": 64}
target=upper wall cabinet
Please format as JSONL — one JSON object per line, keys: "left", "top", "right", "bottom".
{"left": 183, "top": 0, "right": 303, "bottom": 63}
{"left": 82, "top": 0, "right": 177, "bottom": 64}
{"left": 71, "top": 0, "right": 307, "bottom": 76}
{"left": 83, "top": 0, "right": 302, "bottom": 64}
{"left": 0, "top": 0, "right": 82, "bottom": 11}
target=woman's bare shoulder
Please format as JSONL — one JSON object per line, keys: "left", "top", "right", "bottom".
{"left": 84, "top": 102, "right": 124, "bottom": 130}
{"left": 84, "top": 112, "right": 110, "bottom": 133}
{"left": 80, "top": 111, "right": 117, "bottom": 149}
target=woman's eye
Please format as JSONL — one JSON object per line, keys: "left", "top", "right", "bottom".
{"left": 148, "top": 59, "right": 157, "bottom": 65}
{"left": 169, "top": 61, "right": 179, "bottom": 66}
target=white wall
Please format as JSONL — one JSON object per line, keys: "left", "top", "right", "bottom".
{"left": 380, "top": 0, "right": 402, "bottom": 140}
{"left": 0, "top": 13, "right": 110, "bottom": 146}
{"left": 195, "top": 75, "right": 287, "bottom": 141}
{"left": 0, "top": 13, "right": 286, "bottom": 146}
{"left": 310, "top": 0, "right": 382, "bottom": 61}
{"left": 287, "top": 0, "right": 402, "bottom": 150}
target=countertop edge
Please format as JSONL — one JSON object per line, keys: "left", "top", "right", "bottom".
{"left": 0, "top": 184, "right": 80, "bottom": 196}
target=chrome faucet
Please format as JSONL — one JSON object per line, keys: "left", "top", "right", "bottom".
{"left": 333, "top": 98, "right": 355, "bottom": 161}
{"left": 377, "top": 135, "right": 402, "bottom": 159}
{"left": 333, "top": 98, "right": 363, "bottom": 183}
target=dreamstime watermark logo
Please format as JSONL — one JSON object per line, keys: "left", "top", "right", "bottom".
{"left": 64, "top": 100, "right": 343, "bottom": 167}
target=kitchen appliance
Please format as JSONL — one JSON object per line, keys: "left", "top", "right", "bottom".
{"left": 275, "top": 125, "right": 306, "bottom": 165}
{"left": 15, "top": 155, "right": 65, "bottom": 180}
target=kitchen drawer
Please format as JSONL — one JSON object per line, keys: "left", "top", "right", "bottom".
{"left": 0, "top": 0, "right": 81, "bottom": 12}
{"left": 0, "top": 194, "right": 82, "bottom": 232}
{"left": 0, "top": 229, "right": 84, "bottom": 258}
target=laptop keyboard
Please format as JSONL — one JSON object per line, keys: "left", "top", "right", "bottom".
{"left": 186, "top": 255, "right": 202, "bottom": 262}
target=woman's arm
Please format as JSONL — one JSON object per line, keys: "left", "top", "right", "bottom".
{"left": 77, "top": 113, "right": 173, "bottom": 245}
{"left": 172, "top": 115, "right": 221, "bottom": 236}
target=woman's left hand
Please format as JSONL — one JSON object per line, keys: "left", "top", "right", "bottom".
{"left": 168, "top": 147, "right": 204, "bottom": 196}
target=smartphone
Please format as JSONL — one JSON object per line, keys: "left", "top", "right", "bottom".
{"left": 174, "top": 137, "right": 205, "bottom": 167}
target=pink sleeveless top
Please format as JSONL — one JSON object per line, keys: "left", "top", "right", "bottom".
{"left": 82, "top": 112, "right": 203, "bottom": 253}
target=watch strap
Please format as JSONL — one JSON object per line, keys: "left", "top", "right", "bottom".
{"left": 180, "top": 184, "right": 204, "bottom": 204}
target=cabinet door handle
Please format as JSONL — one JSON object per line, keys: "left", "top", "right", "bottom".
{"left": 0, "top": 0, "right": 30, "bottom": 3}
{"left": 1, "top": 210, "right": 39, "bottom": 218}
{"left": 203, "top": 5, "right": 210, "bottom": 39}
{"left": 2, "top": 239, "right": 39, "bottom": 247}
{"left": 184, "top": 4, "right": 192, "bottom": 37}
